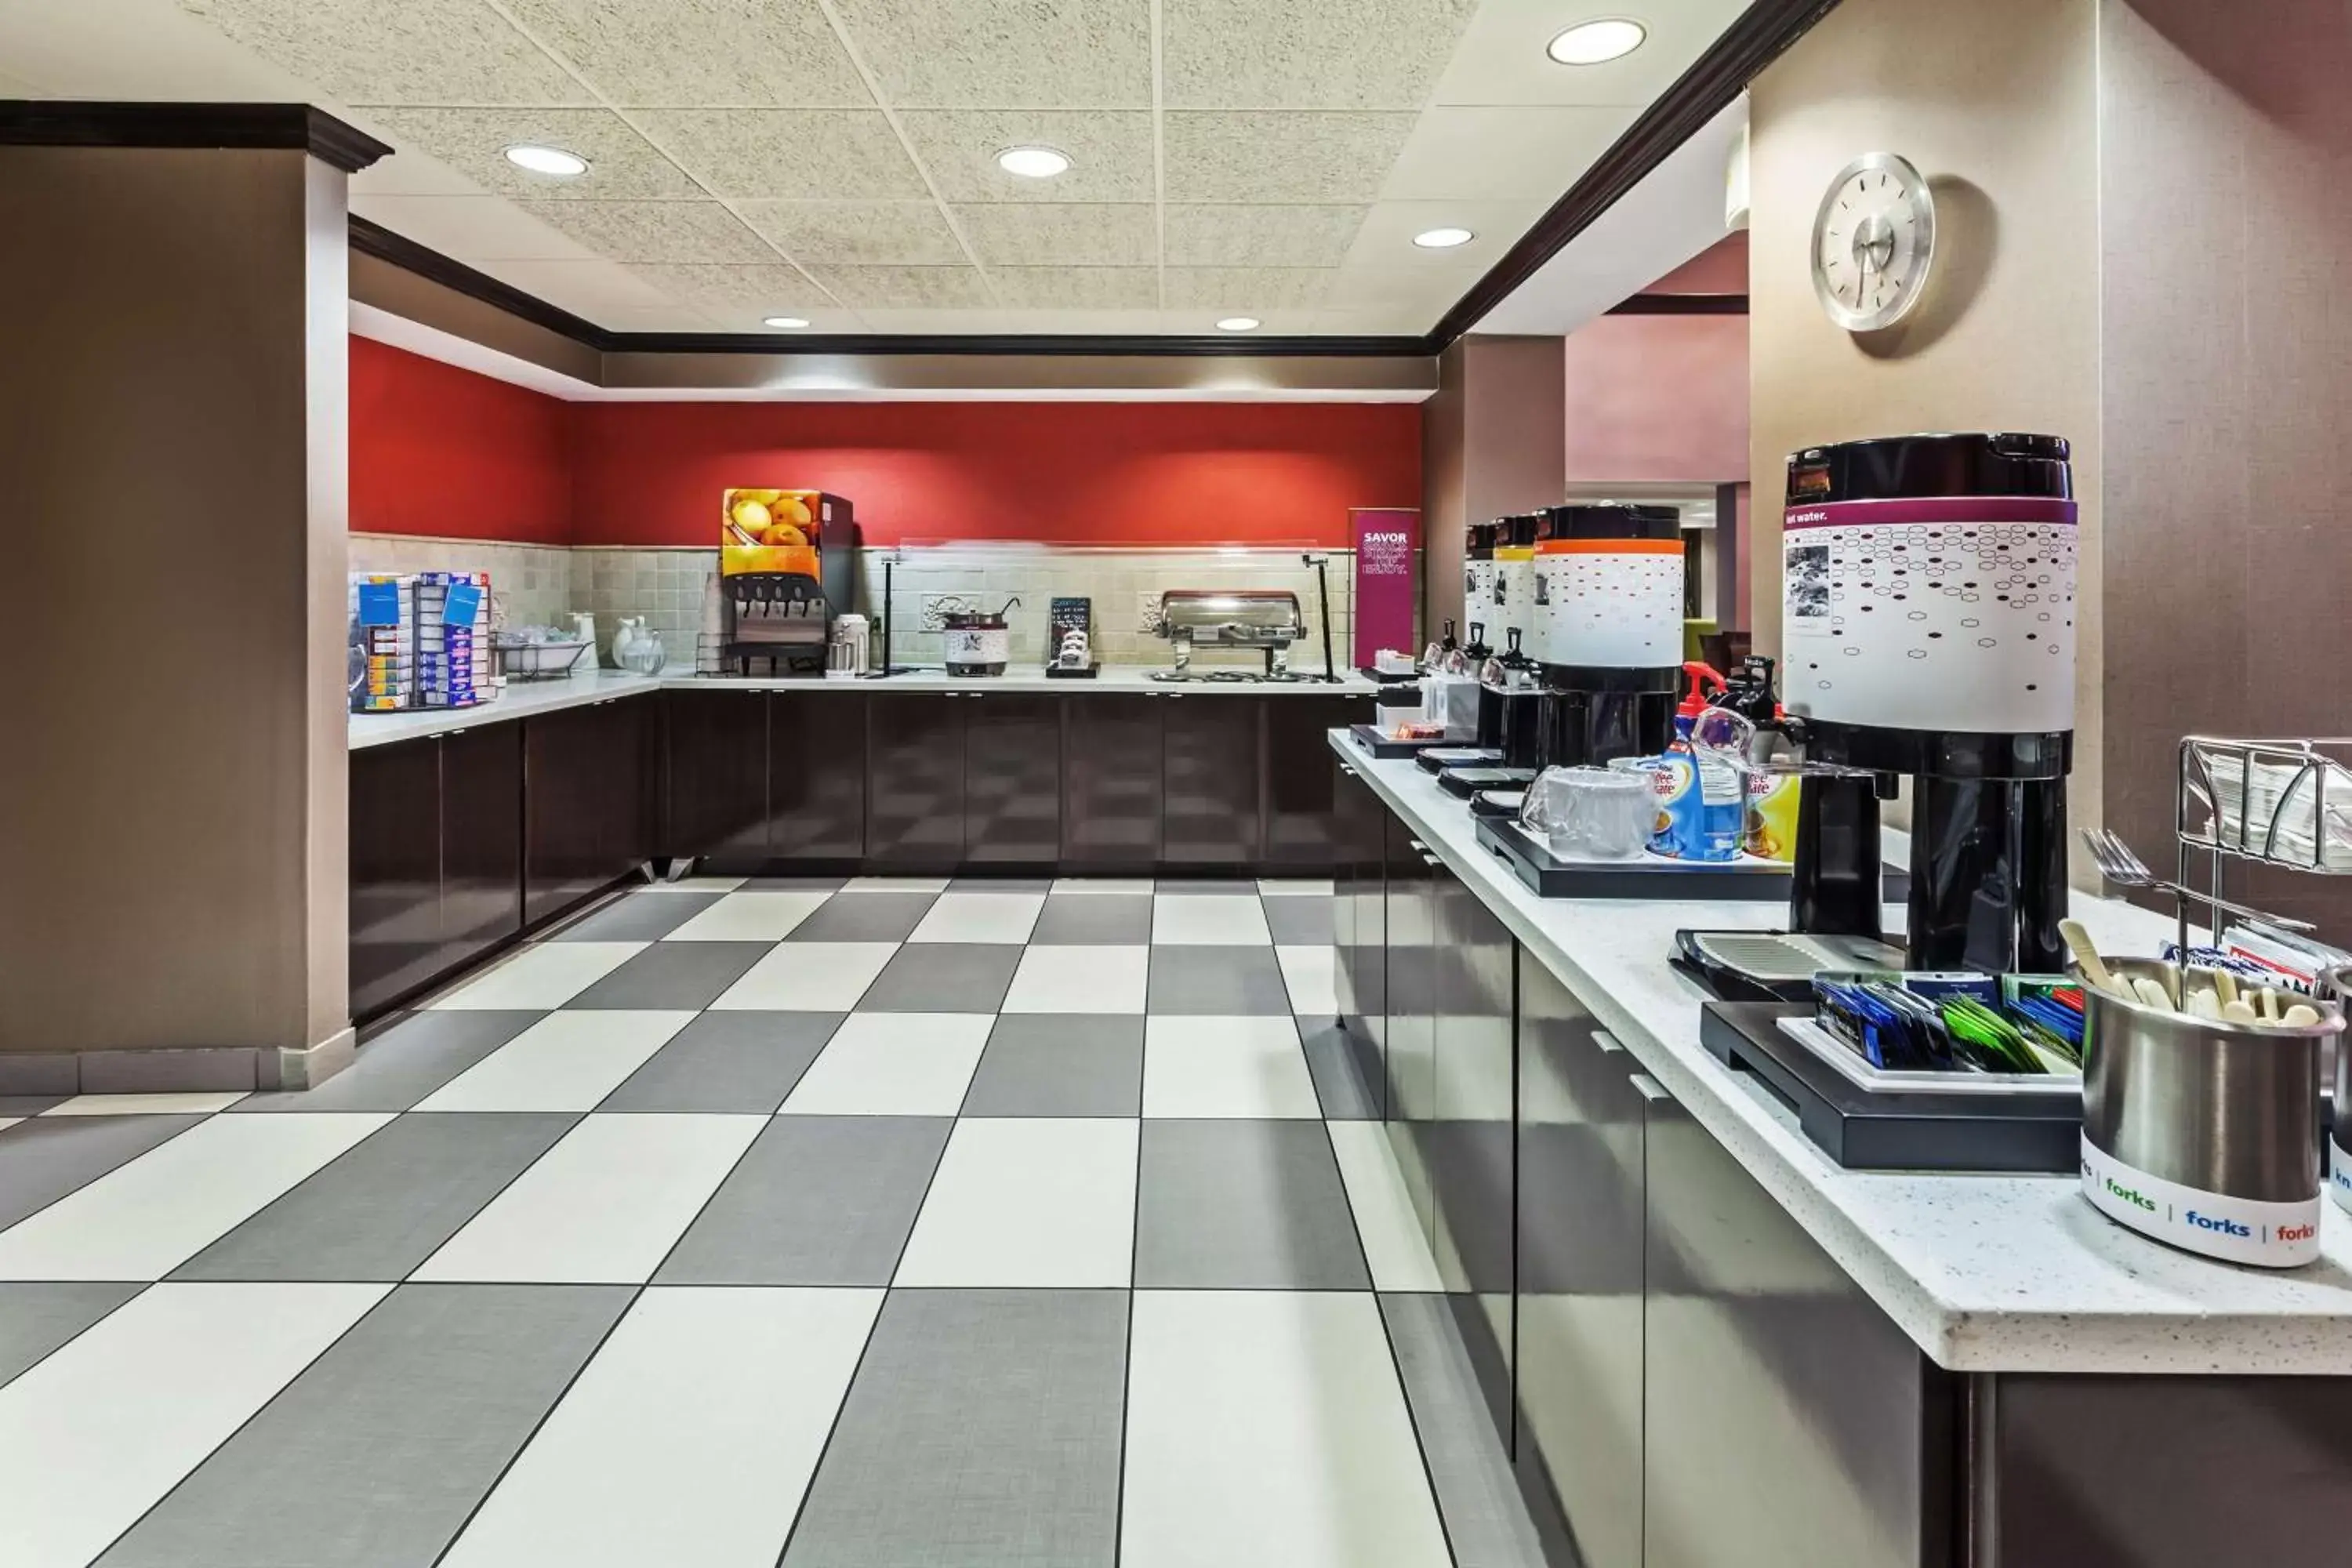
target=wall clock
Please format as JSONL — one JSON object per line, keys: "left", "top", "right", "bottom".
{"left": 1811, "top": 151, "right": 1936, "bottom": 332}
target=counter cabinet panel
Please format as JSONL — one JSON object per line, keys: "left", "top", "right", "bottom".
{"left": 438, "top": 722, "right": 524, "bottom": 970}
{"left": 964, "top": 694, "right": 1060, "bottom": 866}
{"left": 664, "top": 688, "right": 768, "bottom": 863}
{"left": 1160, "top": 693, "right": 1265, "bottom": 866}
{"left": 524, "top": 695, "right": 654, "bottom": 927}
{"left": 1061, "top": 695, "right": 1163, "bottom": 869}
{"left": 769, "top": 691, "right": 866, "bottom": 862}
{"left": 866, "top": 694, "right": 966, "bottom": 869}
{"left": 348, "top": 735, "right": 445, "bottom": 1020}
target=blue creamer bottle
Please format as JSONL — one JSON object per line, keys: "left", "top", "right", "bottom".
{"left": 1650, "top": 663, "right": 1741, "bottom": 862}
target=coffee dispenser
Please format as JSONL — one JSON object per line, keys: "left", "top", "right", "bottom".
{"left": 1528, "top": 503, "right": 1684, "bottom": 768}
{"left": 1460, "top": 518, "right": 1498, "bottom": 661}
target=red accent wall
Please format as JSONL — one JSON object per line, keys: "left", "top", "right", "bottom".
{"left": 349, "top": 336, "right": 572, "bottom": 543}
{"left": 566, "top": 401, "right": 1421, "bottom": 547}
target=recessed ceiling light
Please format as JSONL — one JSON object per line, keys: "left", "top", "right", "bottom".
{"left": 996, "top": 145, "right": 1071, "bottom": 179}
{"left": 1413, "top": 226, "right": 1475, "bottom": 249}
{"left": 762, "top": 316, "right": 811, "bottom": 329}
{"left": 1216, "top": 317, "right": 1261, "bottom": 332}
{"left": 1547, "top": 17, "right": 1646, "bottom": 64}
{"left": 503, "top": 143, "right": 590, "bottom": 177}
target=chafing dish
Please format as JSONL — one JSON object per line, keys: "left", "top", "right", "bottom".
{"left": 1154, "top": 589, "right": 1306, "bottom": 678}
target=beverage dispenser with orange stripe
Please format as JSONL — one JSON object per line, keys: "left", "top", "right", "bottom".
{"left": 1528, "top": 503, "right": 1686, "bottom": 768}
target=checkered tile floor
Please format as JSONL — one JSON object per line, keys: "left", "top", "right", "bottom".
{"left": 0, "top": 877, "right": 1557, "bottom": 1568}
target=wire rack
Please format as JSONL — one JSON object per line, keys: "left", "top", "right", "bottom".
{"left": 2172, "top": 735, "right": 2352, "bottom": 953}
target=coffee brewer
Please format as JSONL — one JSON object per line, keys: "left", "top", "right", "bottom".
{"left": 1528, "top": 503, "right": 1685, "bottom": 768}
{"left": 1473, "top": 514, "right": 1547, "bottom": 768}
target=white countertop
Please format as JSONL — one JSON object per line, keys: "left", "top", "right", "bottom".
{"left": 1333, "top": 729, "right": 2352, "bottom": 1376}
{"left": 350, "top": 666, "right": 1375, "bottom": 750}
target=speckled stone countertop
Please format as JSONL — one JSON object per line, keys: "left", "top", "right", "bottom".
{"left": 1332, "top": 728, "right": 2352, "bottom": 1376}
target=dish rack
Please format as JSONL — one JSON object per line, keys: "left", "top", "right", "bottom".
{"left": 493, "top": 633, "right": 591, "bottom": 681}
{"left": 2174, "top": 735, "right": 2352, "bottom": 949}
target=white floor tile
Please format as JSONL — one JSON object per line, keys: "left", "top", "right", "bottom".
{"left": 893, "top": 1118, "right": 1137, "bottom": 1288}
{"left": 415, "top": 1114, "right": 764, "bottom": 1284}
{"left": 429, "top": 942, "right": 647, "bottom": 1010}
{"left": 1258, "top": 878, "right": 1335, "bottom": 897}
{"left": 907, "top": 891, "right": 1045, "bottom": 945}
{"left": 1275, "top": 945, "right": 1341, "bottom": 1016}
{"left": 441, "top": 1286, "right": 881, "bottom": 1568}
{"left": 0, "top": 1113, "right": 390, "bottom": 1282}
{"left": 710, "top": 942, "right": 898, "bottom": 1011}
{"left": 1142, "top": 1016, "right": 1319, "bottom": 1119}
{"left": 0, "top": 1119, "right": 17, "bottom": 1136}
{"left": 844, "top": 876, "right": 949, "bottom": 893}
{"left": 1052, "top": 877, "right": 1154, "bottom": 895}
{"left": 662, "top": 891, "right": 828, "bottom": 942}
{"left": 1122, "top": 1290, "right": 1452, "bottom": 1568}
{"left": 652, "top": 876, "right": 746, "bottom": 892}
{"left": 1000, "top": 945, "right": 1150, "bottom": 1014}
{"left": 1152, "top": 895, "right": 1272, "bottom": 946}
{"left": 0, "top": 1281, "right": 387, "bottom": 1568}
{"left": 42, "top": 1091, "right": 247, "bottom": 1116}
{"left": 779, "top": 1012, "right": 993, "bottom": 1116}
{"left": 1326, "top": 1123, "right": 1443, "bottom": 1292}
{"left": 414, "top": 1011, "right": 697, "bottom": 1112}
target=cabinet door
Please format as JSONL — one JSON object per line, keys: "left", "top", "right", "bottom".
{"left": 1515, "top": 959, "right": 1647, "bottom": 1568}
{"left": 1263, "top": 694, "right": 1373, "bottom": 869}
{"left": 1383, "top": 813, "right": 1438, "bottom": 1240}
{"left": 438, "top": 722, "right": 523, "bottom": 975}
{"left": 597, "top": 695, "right": 655, "bottom": 878}
{"left": 524, "top": 697, "right": 652, "bottom": 927}
{"left": 1160, "top": 693, "right": 1264, "bottom": 867}
{"left": 1334, "top": 756, "right": 1386, "bottom": 1112}
{"left": 769, "top": 691, "right": 866, "bottom": 863}
{"left": 1429, "top": 866, "right": 1516, "bottom": 1446}
{"left": 1062, "top": 695, "right": 1162, "bottom": 869}
{"left": 349, "top": 737, "right": 443, "bottom": 1018}
{"left": 865, "top": 694, "right": 964, "bottom": 869}
{"left": 964, "top": 694, "right": 1061, "bottom": 866}
{"left": 663, "top": 688, "right": 768, "bottom": 864}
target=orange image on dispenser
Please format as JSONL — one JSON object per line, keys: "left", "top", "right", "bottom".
{"left": 721, "top": 488, "right": 824, "bottom": 582}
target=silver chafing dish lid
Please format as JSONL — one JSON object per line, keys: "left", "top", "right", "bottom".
{"left": 1155, "top": 589, "right": 1305, "bottom": 643}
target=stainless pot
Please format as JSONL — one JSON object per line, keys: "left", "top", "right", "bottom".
{"left": 943, "top": 597, "right": 1019, "bottom": 678}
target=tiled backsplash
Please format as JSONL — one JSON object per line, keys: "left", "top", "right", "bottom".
{"left": 352, "top": 536, "right": 1386, "bottom": 675}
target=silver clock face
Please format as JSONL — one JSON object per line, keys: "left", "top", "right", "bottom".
{"left": 1811, "top": 152, "right": 1936, "bottom": 332}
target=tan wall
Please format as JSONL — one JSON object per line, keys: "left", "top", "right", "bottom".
{"left": 1425, "top": 335, "right": 1567, "bottom": 643}
{"left": 0, "top": 144, "right": 350, "bottom": 1062}
{"left": 1747, "top": 0, "right": 2101, "bottom": 855}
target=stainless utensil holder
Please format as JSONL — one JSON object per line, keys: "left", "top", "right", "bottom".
{"left": 2080, "top": 957, "right": 2338, "bottom": 1268}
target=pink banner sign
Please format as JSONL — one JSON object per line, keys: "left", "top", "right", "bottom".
{"left": 1351, "top": 507, "right": 1420, "bottom": 670}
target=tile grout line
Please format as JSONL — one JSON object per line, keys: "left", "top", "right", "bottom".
{"left": 0, "top": 1279, "right": 157, "bottom": 1399}
{"left": 0, "top": 1109, "right": 220, "bottom": 1243}
{"left": 1150, "top": 0, "right": 1167, "bottom": 315}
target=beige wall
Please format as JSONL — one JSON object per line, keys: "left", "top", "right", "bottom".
{"left": 1425, "top": 335, "right": 1567, "bottom": 643}
{"left": 1747, "top": 0, "right": 2101, "bottom": 855}
{"left": 0, "top": 144, "right": 351, "bottom": 1074}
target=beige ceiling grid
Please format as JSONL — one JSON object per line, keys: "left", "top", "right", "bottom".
{"left": 176, "top": 0, "right": 1744, "bottom": 335}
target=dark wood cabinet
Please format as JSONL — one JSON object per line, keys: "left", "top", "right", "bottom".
{"left": 1160, "top": 692, "right": 1264, "bottom": 866}
{"left": 964, "top": 694, "right": 1060, "bottom": 866}
{"left": 1263, "top": 693, "right": 1372, "bottom": 868}
{"left": 1383, "top": 811, "right": 1438, "bottom": 1240}
{"left": 1333, "top": 754, "right": 1388, "bottom": 1114}
{"left": 866, "top": 693, "right": 965, "bottom": 869}
{"left": 524, "top": 695, "right": 652, "bottom": 926}
{"left": 769, "top": 691, "right": 867, "bottom": 863}
{"left": 663, "top": 688, "right": 768, "bottom": 863}
{"left": 348, "top": 737, "right": 445, "bottom": 1019}
{"left": 1429, "top": 866, "right": 1517, "bottom": 1445}
{"left": 438, "top": 722, "right": 523, "bottom": 970}
{"left": 1061, "top": 695, "right": 1162, "bottom": 869}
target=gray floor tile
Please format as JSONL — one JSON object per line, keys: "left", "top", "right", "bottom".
{"left": 961, "top": 1015, "right": 1143, "bottom": 1116}
{"left": 656, "top": 1116, "right": 950, "bottom": 1286}
{"left": 1262, "top": 894, "right": 1336, "bottom": 946}
{"left": 1029, "top": 893, "right": 1152, "bottom": 946}
{"left": 782, "top": 1289, "right": 1127, "bottom": 1568}
{"left": 96, "top": 1283, "right": 633, "bottom": 1568}
{"left": 549, "top": 891, "right": 720, "bottom": 942}
{"left": 1144, "top": 945, "right": 1294, "bottom": 1015}
{"left": 231, "top": 1011, "right": 546, "bottom": 1113}
{"left": 0, "top": 1115, "right": 204, "bottom": 1231}
{"left": 1154, "top": 875, "right": 1257, "bottom": 895}
{"left": 172, "top": 1114, "right": 576, "bottom": 1283}
{"left": 0, "top": 1283, "right": 142, "bottom": 1390}
{"left": 949, "top": 876, "right": 1054, "bottom": 894}
{"left": 564, "top": 941, "right": 772, "bottom": 1009}
{"left": 598, "top": 1011, "right": 843, "bottom": 1112}
{"left": 1299, "top": 1015, "right": 1382, "bottom": 1119}
{"left": 1134, "top": 1120, "right": 1370, "bottom": 1290}
{"left": 787, "top": 891, "right": 940, "bottom": 943}
{"left": 1381, "top": 1293, "right": 1568, "bottom": 1568}
{"left": 740, "top": 875, "right": 849, "bottom": 891}
{"left": 856, "top": 943, "right": 1021, "bottom": 1013}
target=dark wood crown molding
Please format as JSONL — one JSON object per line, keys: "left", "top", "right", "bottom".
{"left": 1607, "top": 292, "right": 1749, "bottom": 315}
{"left": 350, "top": 214, "right": 611, "bottom": 346}
{"left": 0, "top": 100, "right": 391, "bottom": 172}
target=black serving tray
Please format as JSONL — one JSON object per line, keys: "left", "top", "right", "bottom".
{"left": 1475, "top": 816, "right": 1806, "bottom": 899}
{"left": 1347, "top": 723, "right": 1443, "bottom": 760}
{"left": 1699, "top": 1001, "right": 2082, "bottom": 1172}
{"left": 1044, "top": 662, "right": 1100, "bottom": 678}
{"left": 1439, "top": 766, "right": 1536, "bottom": 798}
{"left": 1417, "top": 746, "right": 1504, "bottom": 774}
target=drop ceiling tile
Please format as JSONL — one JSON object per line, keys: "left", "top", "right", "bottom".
{"left": 806, "top": 265, "right": 995, "bottom": 309}
{"left": 1163, "top": 205, "right": 1367, "bottom": 267}
{"left": 178, "top": 0, "right": 590, "bottom": 105}
{"left": 990, "top": 267, "right": 1160, "bottom": 310}
{"left": 1380, "top": 105, "right": 1628, "bottom": 201}
{"left": 477, "top": 257, "right": 680, "bottom": 314}
{"left": 628, "top": 263, "right": 836, "bottom": 310}
{"left": 828, "top": 0, "right": 1151, "bottom": 108}
{"left": 1163, "top": 111, "right": 1417, "bottom": 203}
{"left": 633, "top": 109, "right": 927, "bottom": 200}
{"left": 1431, "top": 0, "right": 1748, "bottom": 108}
{"left": 1341, "top": 198, "right": 1548, "bottom": 270}
{"left": 514, "top": 200, "right": 778, "bottom": 262}
{"left": 738, "top": 200, "right": 967, "bottom": 265}
{"left": 595, "top": 305, "right": 730, "bottom": 331}
{"left": 1161, "top": 0, "right": 1477, "bottom": 109}
{"left": 502, "top": 0, "right": 870, "bottom": 107}
{"left": 951, "top": 204, "right": 1156, "bottom": 267}
{"left": 356, "top": 107, "right": 699, "bottom": 201}
{"left": 1163, "top": 267, "right": 1334, "bottom": 310}
{"left": 899, "top": 111, "right": 1155, "bottom": 203}
{"left": 1156, "top": 309, "right": 1322, "bottom": 336}
{"left": 350, "top": 194, "right": 604, "bottom": 262}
